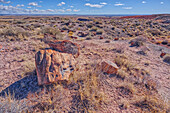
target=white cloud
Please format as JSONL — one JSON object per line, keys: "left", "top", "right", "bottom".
{"left": 73, "top": 9, "right": 80, "bottom": 12}
{"left": 57, "top": 9, "right": 65, "bottom": 13}
{"left": 100, "top": 2, "right": 107, "bottom": 5}
{"left": 142, "top": 1, "right": 146, "bottom": 4}
{"left": 66, "top": 9, "right": 72, "bottom": 12}
{"left": 39, "top": 1, "right": 43, "bottom": 3}
{"left": 0, "top": 0, "right": 10, "bottom": 4}
{"left": 114, "top": 3, "right": 124, "bottom": 6}
{"left": 0, "top": 5, "right": 28, "bottom": 14}
{"left": 123, "top": 7, "right": 132, "bottom": 9}
{"left": 160, "top": 2, "right": 164, "bottom": 4}
{"left": 85, "top": 3, "right": 104, "bottom": 8}
{"left": 28, "top": 2, "right": 38, "bottom": 6}
{"left": 57, "top": 2, "right": 65, "bottom": 6}
{"left": 47, "top": 9, "right": 54, "bottom": 12}
{"left": 70, "top": 6, "right": 74, "bottom": 8}
{"left": 16, "top": 4, "right": 24, "bottom": 7}
{"left": 0, "top": 5, "right": 68, "bottom": 14}
{"left": 61, "top": 2, "right": 65, "bottom": 5}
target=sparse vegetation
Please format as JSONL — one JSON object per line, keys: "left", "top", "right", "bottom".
{"left": 0, "top": 26, "right": 29, "bottom": 42}
{"left": 0, "top": 15, "right": 169, "bottom": 113}
{"left": 0, "top": 92, "right": 29, "bottom": 113}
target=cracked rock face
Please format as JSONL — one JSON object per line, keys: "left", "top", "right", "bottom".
{"left": 45, "top": 40, "right": 80, "bottom": 58}
{"left": 35, "top": 49, "right": 76, "bottom": 85}
{"left": 101, "top": 60, "right": 118, "bottom": 75}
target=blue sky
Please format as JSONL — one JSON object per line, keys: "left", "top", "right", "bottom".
{"left": 0, "top": 0, "right": 169, "bottom": 14}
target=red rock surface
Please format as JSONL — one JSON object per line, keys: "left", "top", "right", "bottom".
{"left": 35, "top": 49, "right": 76, "bottom": 85}
{"left": 160, "top": 52, "right": 166, "bottom": 58}
{"left": 46, "top": 40, "right": 80, "bottom": 58}
{"left": 101, "top": 60, "right": 118, "bottom": 74}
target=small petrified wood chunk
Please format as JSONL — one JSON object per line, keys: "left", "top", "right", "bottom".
{"left": 101, "top": 60, "right": 118, "bottom": 74}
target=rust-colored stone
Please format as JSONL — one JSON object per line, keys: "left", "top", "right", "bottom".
{"left": 160, "top": 52, "right": 166, "bottom": 58}
{"left": 35, "top": 49, "right": 76, "bottom": 85}
{"left": 99, "top": 36, "right": 104, "bottom": 39}
{"left": 114, "top": 38, "right": 119, "bottom": 41}
{"left": 46, "top": 40, "right": 80, "bottom": 58}
{"left": 101, "top": 60, "right": 118, "bottom": 74}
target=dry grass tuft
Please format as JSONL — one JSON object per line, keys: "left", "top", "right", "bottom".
{"left": 0, "top": 92, "right": 29, "bottom": 113}
{"left": 69, "top": 63, "right": 106, "bottom": 112}
{"left": 39, "top": 26, "right": 64, "bottom": 40}
{"left": 0, "top": 26, "right": 29, "bottom": 42}
{"left": 27, "top": 84, "right": 68, "bottom": 112}
{"left": 115, "top": 55, "right": 135, "bottom": 71}
{"left": 133, "top": 95, "right": 169, "bottom": 113}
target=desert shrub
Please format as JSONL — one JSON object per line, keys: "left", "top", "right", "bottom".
{"left": 129, "top": 36, "right": 146, "bottom": 47}
{"left": 95, "top": 21, "right": 102, "bottom": 24}
{"left": 61, "top": 26, "right": 69, "bottom": 30}
{"left": 86, "top": 24, "right": 93, "bottom": 28}
{"left": 69, "top": 63, "right": 106, "bottom": 112}
{"left": 117, "top": 82, "right": 136, "bottom": 95}
{"left": 96, "top": 30, "right": 103, "bottom": 35}
{"left": 86, "top": 37, "right": 92, "bottom": 40}
{"left": 0, "top": 93, "right": 29, "bottom": 113}
{"left": 90, "top": 27, "right": 98, "bottom": 32}
{"left": 146, "top": 29, "right": 162, "bottom": 36}
{"left": 13, "top": 20, "right": 26, "bottom": 24}
{"left": 27, "top": 84, "right": 69, "bottom": 112}
{"left": 41, "top": 26, "right": 60, "bottom": 36}
{"left": 0, "top": 26, "right": 29, "bottom": 41}
{"left": 40, "top": 26, "right": 64, "bottom": 40}
{"left": 133, "top": 95, "right": 168, "bottom": 113}
{"left": 117, "top": 69, "right": 128, "bottom": 79}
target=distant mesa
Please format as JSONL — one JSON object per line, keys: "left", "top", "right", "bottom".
{"left": 119, "top": 14, "right": 170, "bottom": 19}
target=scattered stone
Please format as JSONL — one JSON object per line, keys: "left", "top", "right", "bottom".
{"left": 144, "top": 63, "right": 149, "bottom": 66}
{"left": 101, "top": 60, "right": 118, "bottom": 74}
{"left": 35, "top": 49, "right": 76, "bottom": 85}
{"left": 0, "top": 44, "right": 2, "bottom": 50}
{"left": 45, "top": 40, "right": 80, "bottom": 58}
{"left": 160, "top": 52, "right": 166, "bottom": 58}
{"left": 114, "top": 38, "right": 119, "bottom": 41}
{"left": 99, "top": 36, "right": 104, "bottom": 39}
{"left": 86, "top": 37, "right": 92, "bottom": 40}
{"left": 161, "top": 40, "right": 168, "bottom": 45}
{"left": 77, "top": 32, "right": 89, "bottom": 37}
{"left": 129, "top": 36, "right": 146, "bottom": 47}
{"left": 136, "top": 51, "right": 147, "bottom": 56}
{"left": 70, "top": 36, "right": 78, "bottom": 39}
{"left": 163, "top": 56, "right": 170, "bottom": 64}
{"left": 105, "top": 40, "right": 110, "bottom": 43}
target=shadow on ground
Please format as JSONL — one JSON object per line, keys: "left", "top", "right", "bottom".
{"left": 0, "top": 71, "right": 42, "bottom": 100}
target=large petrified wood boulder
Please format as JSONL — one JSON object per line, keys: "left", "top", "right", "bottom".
{"left": 45, "top": 40, "right": 80, "bottom": 58}
{"left": 101, "top": 60, "right": 118, "bottom": 74}
{"left": 35, "top": 49, "right": 76, "bottom": 85}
